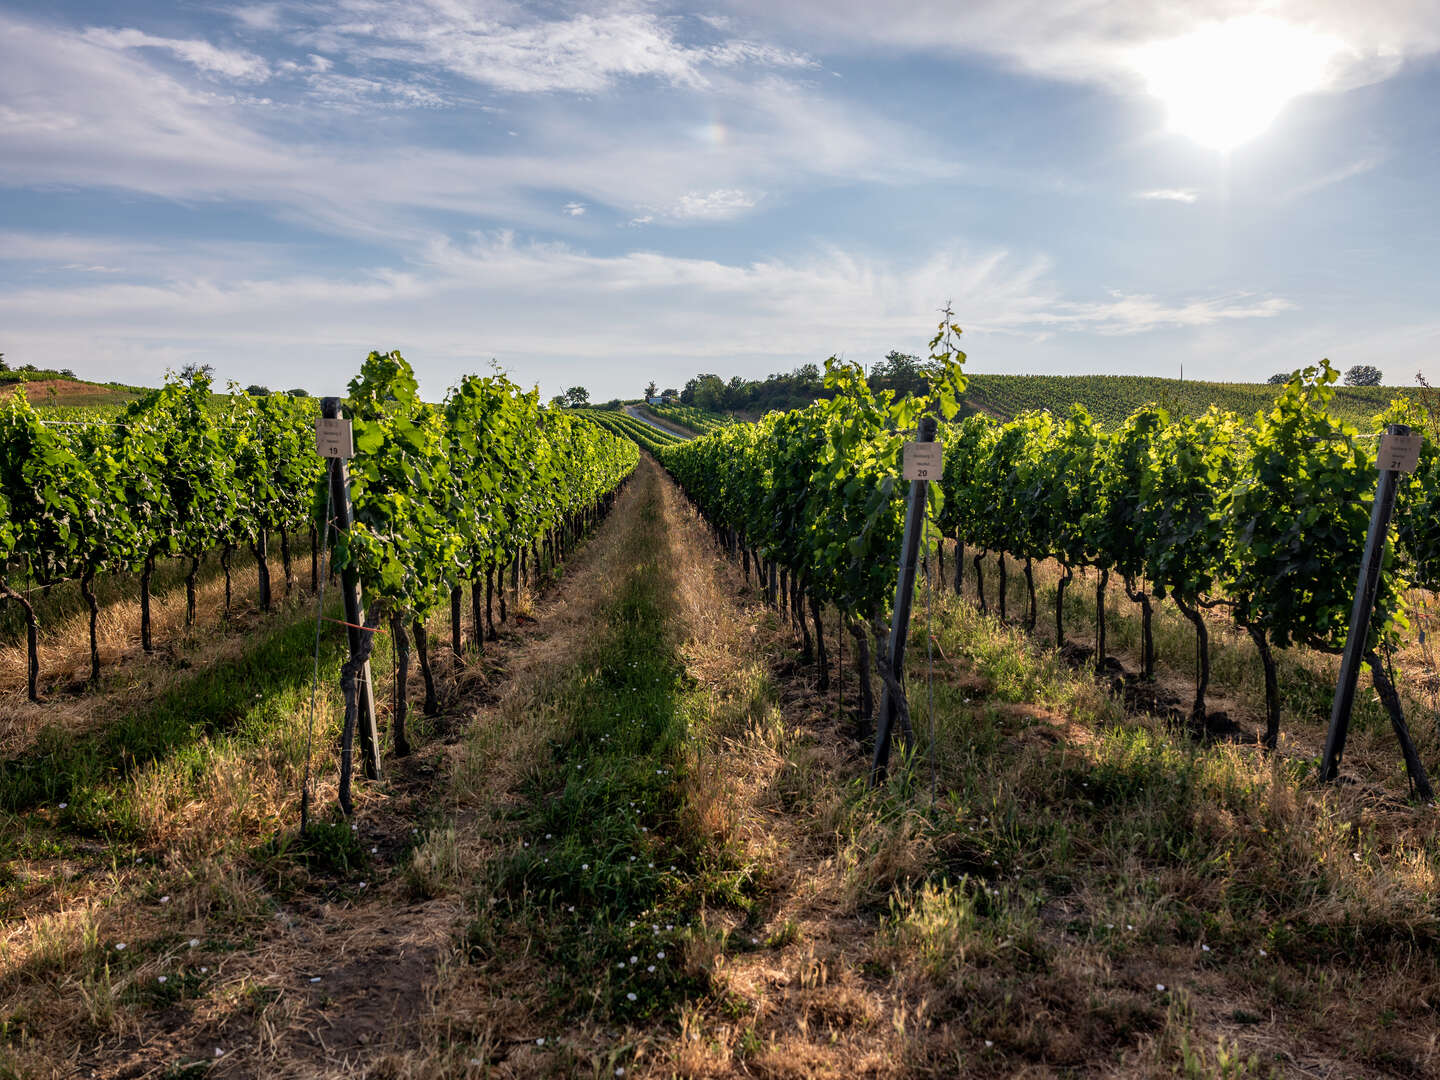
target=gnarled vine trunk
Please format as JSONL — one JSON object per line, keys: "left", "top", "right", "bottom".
{"left": 1, "top": 583, "right": 41, "bottom": 702}
{"left": 848, "top": 619, "right": 874, "bottom": 740}
{"left": 185, "top": 555, "right": 200, "bottom": 626}
{"left": 1123, "top": 577, "right": 1155, "bottom": 679}
{"left": 278, "top": 527, "right": 293, "bottom": 595}
{"left": 811, "top": 595, "right": 829, "bottom": 692}
{"left": 1023, "top": 558, "right": 1037, "bottom": 631}
{"left": 1173, "top": 596, "right": 1210, "bottom": 729}
{"left": 471, "top": 577, "right": 485, "bottom": 653}
{"left": 997, "top": 553, "right": 1008, "bottom": 620}
{"left": 140, "top": 553, "right": 156, "bottom": 653}
{"left": 486, "top": 566, "right": 499, "bottom": 640}
{"left": 450, "top": 586, "right": 463, "bottom": 656}
{"left": 973, "top": 550, "right": 987, "bottom": 615}
{"left": 953, "top": 534, "right": 964, "bottom": 594}
{"left": 390, "top": 615, "right": 412, "bottom": 757}
{"left": 413, "top": 619, "right": 439, "bottom": 716}
{"left": 1055, "top": 565, "right": 1073, "bottom": 650}
{"left": 221, "top": 544, "right": 234, "bottom": 615}
{"left": 1246, "top": 624, "right": 1280, "bottom": 749}
{"left": 338, "top": 610, "right": 380, "bottom": 816}
{"left": 1094, "top": 568, "right": 1109, "bottom": 675}
{"left": 252, "top": 531, "right": 272, "bottom": 613}
{"left": 80, "top": 567, "right": 101, "bottom": 685}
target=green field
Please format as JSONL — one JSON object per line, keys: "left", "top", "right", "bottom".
{"left": 963, "top": 373, "right": 1417, "bottom": 428}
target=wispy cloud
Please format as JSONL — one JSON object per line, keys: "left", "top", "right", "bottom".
{"left": 1282, "top": 155, "right": 1383, "bottom": 200}
{"left": 0, "top": 232, "right": 1297, "bottom": 394}
{"left": 563, "top": 202, "right": 586, "bottom": 217}
{"left": 82, "top": 27, "right": 272, "bottom": 82}
{"left": 1136, "top": 188, "right": 1198, "bottom": 203}
{"left": 666, "top": 189, "right": 757, "bottom": 220}
{"left": 282, "top": 5, "right": 818, "bottom": 96}
{"left": 0, "top": 13, "right": 945, "bottom": 236}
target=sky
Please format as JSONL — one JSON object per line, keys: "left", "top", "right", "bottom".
{"left": 2, "top": 1, "right": 1438, "bottom": 401}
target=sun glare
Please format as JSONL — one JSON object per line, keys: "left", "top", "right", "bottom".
{"left": 1134, "top": 15, "right": 1347, "bottom": 151}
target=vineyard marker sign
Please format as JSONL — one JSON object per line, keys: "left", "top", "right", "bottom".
{"left": 903, "top": 440, "right": 943, "bottom": 481}
{"left": 315, "top": 417, "right": 354, "bottom": 459}
{"left": 1378, "top": 431, "right": 1421, "bottom": 473}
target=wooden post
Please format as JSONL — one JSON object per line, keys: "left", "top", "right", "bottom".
{"left": 871, "top": 415, "right": 938, "bottom": 785}
{"left": 323, "top": 397, "right": 382, "bottom": 797}
{"left": 1321, "top": 423, "right": 1430, "bottom": 798}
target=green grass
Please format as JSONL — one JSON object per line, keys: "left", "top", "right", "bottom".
{"left": 467, "top": 471, "right": 755, "bottom": 1028}
{"left": 963, "top": 373, "right": 1416, "bottom": 428}
{"left": 0, "top": 600, "right": 348, "bottom": 837}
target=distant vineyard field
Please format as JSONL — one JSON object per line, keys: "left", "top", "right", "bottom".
{"left": 963, "top": 373, "right": 1418, "bottom": 428}
{"left": 573, "top": 409, "right": 685, "bottom": 454}
{"left": 644, "top": 404, "right": 733, "bottom": 435}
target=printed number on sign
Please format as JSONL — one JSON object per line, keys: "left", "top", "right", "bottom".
{"left": 903, "top": 441, "right": 943, "bottom": 482}
{"left": 315, "top": 418, "right": 355, "bottom": 459}
{"left": 1378, "top": 432, "right": 1421, "bottom": 474}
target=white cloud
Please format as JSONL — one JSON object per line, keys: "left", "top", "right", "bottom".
{"left": 0, "top": 13, "right": 949, "bottom": 238}
{"left": 82, "top": 27, "right": 272, "bottom": 82}
{"left": 1136, "top": 188, "right": 1198, "bottom": 203}
{"left": 563, "top": 202, "right": 586, "bottom": 217}
{"left": 719, "top": 1, "right": 1440, "bottom": 95}
{"left": 666, "top": 189, "right": 757, "bottom": 220}
{"left": 290, "top": 5, "right": 819, "bottom": 96}
{"left": 0, "top": 232, "right": 1300, "bottom": 397}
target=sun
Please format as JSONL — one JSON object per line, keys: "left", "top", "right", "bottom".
{"left": 1133, "top": 15, "right": 1347, "bottom": 152}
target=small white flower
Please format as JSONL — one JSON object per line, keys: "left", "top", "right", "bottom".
{"left": 545, "top": 833, "right": 553, "bottom": 840}
{"left": 157, "top": 976, "right": 167, "bottom": 983}
{"left": 310, "top": 976, "right": 321, "bottom": 983}
{"left": 1156, "top": 983, "right": 1166, "bottom": 992}
{"left": 159, "top": 896, "right": 169, "bottom": 904}
{"left": 582, "top": 863, "right": 590, "bottom": 870}
{"left": 647, "top": 965, "right": 655, "bottom": 972}
{"left": 1126, "top": 924, "right": 1134, "bottom": 931}
{"left": 214, "top": 1048, "right": 224, "bottom": 1057}
{"left": 114, "top": 943, "right": 126, "bottom": 951}
{"left": 984, "top": 1040, "right": 993, "bottom": 1048}
{"left": 358, "top": 882, "right": 367, "bottom": 889}
{"left": 616, "top": 1069, "right": 626, "bottom": 1076}
{"left": 536, "top": 1037, "right": 545, "bottom": 1046}
{"left": 1201, "top": 944, "right": 1210, "bottom": 952}
{"left": 57, "top": 802, "right": 67, "bottom": 809}
{"left": 201, "top": 967, "right": 209, "bottom": 973}
{"left": 188, "top": 939, "right": 199, "bottom": 948}
{"left": 657, "top": 951, "right": 665, "bottom": 959}
{"left": 371, "top": 846, "right": 379, "bottom": 854}
{"left": 1258, "top": 948, "right": 1268, "bottom": 957}
{"left": 626, "top": 992, "right": 637, "bottom": 1001}
{"left": 629, "top": 955, "right": 638, "bottom": 964}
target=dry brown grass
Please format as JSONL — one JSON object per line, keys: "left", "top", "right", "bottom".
{"left": 0, "top": 550, "right": 308, "bottom": 759}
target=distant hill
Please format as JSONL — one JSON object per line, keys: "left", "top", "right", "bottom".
{"left": 962, "top": 374, "right": 1418, "bottom": 429}
{"left": 1, "top": 372, "right": 144, "bottom": 409}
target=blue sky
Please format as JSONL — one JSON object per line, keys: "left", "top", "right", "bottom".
{"left": 2, "top": 1, "right": 1437, "bottom": 401}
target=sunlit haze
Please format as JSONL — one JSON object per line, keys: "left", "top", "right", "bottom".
{"left": 1134, "top": 16, "right": 1348, "bottom": 151}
